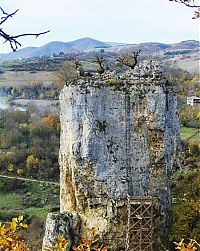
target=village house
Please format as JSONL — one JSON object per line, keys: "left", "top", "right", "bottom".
{"left": 187, "top": 96, "right": 200, "bottom": 106}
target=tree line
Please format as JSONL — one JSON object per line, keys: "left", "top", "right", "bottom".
{"left": 0, "top": 110, "right": 60, "bottom": 181}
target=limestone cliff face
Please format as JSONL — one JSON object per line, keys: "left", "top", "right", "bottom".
{"left": 58, "top": 61, "right": 180, "bottom": 249}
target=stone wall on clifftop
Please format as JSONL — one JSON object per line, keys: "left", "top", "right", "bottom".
{"left": 46, "top": 61, "right": 181, "bottom": 250}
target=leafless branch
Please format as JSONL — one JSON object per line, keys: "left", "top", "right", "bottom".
{"left": 0, "top": 7, "right": 50, "bottom": 51}
{"left": 0, "top": 7, "right": 19, "bottom": 26}
{"left": 175, "top": 0, "right": 200, "bottom": 8}
{"left": 74, "top": 60, "right": 84, "bottom": 76}
{"left": 169, "top": 0, "right": 200, "bottom": 18}
{"left": 54, "top": 61, "right": 78, "bottom": 88}
{"left": 116, "top": 49, "right": 141, "bottom": 69}
{"left": 93, "top": 53, "right": 107, "bottom": 74}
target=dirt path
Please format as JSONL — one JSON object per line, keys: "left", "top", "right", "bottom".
{"left": 186, "top": 129, "right": 199, "bottom": 141}
{"left": 0, "top": 174, "right": 59, "bottom": 185}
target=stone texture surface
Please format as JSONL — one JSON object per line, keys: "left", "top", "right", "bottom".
{"left": 56, "top": 61, "right": 180, "bottom": 250}
{"left": 42, "top": 212, "right": 80, "bottom": 251}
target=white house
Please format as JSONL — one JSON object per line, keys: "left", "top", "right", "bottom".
{"left": 187, "top": 96, "right": 200, "bottom": 106}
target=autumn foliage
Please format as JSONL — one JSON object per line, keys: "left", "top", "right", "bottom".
{"left": 0, "top": 218, "right": 108, "bottom": 251}
{"left": 1, "top": 216, "right": 200, "bottom": 251}
{"left": 174, "top": 239, "right": 199, "bottom": 250}
{"left": 44, "top": 235, "right": 68, "bottom": 251}
{"left": 0, "top": 216, "right": 29, "bottom": 251}
{"left": 46, "top": 228, "right": 108, "bottom": 251}
{"left": 72, "top": 228, "right": 107, "bottom": 251}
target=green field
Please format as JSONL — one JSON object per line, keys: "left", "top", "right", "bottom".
{"left": 0, "top": 176, "right": 60, "bottom": 249}
{"left": 0, "top": 177, "right": 59, "bottom": 221}
{"left": 180, "top": 127, "right": 200, "bottom": 143}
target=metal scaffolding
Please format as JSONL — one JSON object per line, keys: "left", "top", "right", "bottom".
{"left": 126, "top": 195, "right": 155, "bottom": 251}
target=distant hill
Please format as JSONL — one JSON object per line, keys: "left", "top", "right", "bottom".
{"left": 0, "top": 37, "right": 111, "bottom": 60}
{"left": 0, "top": 38, "right": 199, "bottom": 73}
{"left": 107, "top": 40, "right": 199, "bottom": 54}
{"left": 110, "top": 40, "right": 199, "bottom": 73}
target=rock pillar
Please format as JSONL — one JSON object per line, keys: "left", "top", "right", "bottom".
{"left": 45, "top": 61, "right": 181, "bottom": 250}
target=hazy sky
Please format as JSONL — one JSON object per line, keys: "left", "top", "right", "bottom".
{"left": 0, "top": 0, "right": 199, "bottom": 53}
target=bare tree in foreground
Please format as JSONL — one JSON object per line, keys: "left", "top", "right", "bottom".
{"left": 116, "top": 50, "right": 141, "bottom": 70}
{"left": 0, "top": 7, "right": 50, "bottom": 51}
{"left": 169, "top": 0, "right": 200, "bottom": 18}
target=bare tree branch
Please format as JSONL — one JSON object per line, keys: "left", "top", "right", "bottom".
{"left": 93, "top": 53, "right": 107, "bottom": 74}
{"left": 74, "top": 60, "right": 84, "bottom": 76}
{"left": 169, "top": 0, "right": 200, "bottom": 18}
{"left": 116, "top": 50, "right": 141, "bottom": 70}
{"left": 0, "top": 7, "right": 50, "bottom": 51}
{"left": 54, "top": 61, "right": 78, "bottom": 88}
{"left": 171, "top": 0, "right": 200, "bottom": 8}
{"left": 0, "top": 7, "right": 19, "bottom": 26}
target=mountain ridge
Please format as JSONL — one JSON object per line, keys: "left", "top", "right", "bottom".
{"left": 0, "top": 37, "right": 199, "bottom": 61}
{"left": 0, "top": 37, "right": 111, "bottom": 60}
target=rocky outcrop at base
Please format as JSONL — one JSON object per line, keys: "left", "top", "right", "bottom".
{"left": 42, "top": 212, "right": 80, "bottom": 251}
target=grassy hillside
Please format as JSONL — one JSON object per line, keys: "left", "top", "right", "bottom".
{"left": 0, "top": 176, "right": 59, "bottom": 220}
{"left": 0, "top": 176, "right": 60, "bottom": 250}
{"left": 166, "top": 52, "right": 199, "bottom": 74}
{"left": 180, "top": 127, "right": 200, "bottom": 144}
